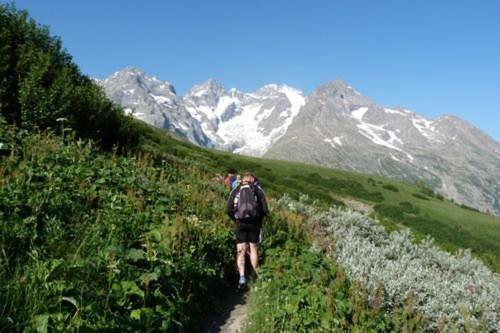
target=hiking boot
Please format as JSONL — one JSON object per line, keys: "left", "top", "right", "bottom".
{"left": 238, "top": 275, "right": 247, "bottom": 288}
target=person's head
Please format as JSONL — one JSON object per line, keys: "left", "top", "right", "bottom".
{"left": 242, "top": 172, "right": 255, "bottom": 185}
{"left": 227, "top": 167, "right": 237, "bottom": 177}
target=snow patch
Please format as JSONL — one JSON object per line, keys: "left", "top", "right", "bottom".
{"left": 357, "top": 122, "right": 403, "bottom": 152}
{"left": 256, "top": 106, "right": 276, "bottom": 122}
{"left": 194, "top": 88, "right": 207, "bottom": 97}
{"left": 391, "top": 154, "right": 401, "bottom": 162}
{"left": 353, "top": 118, "right": 413, "bottom": 162}
{"left": 412, "top": 117, "right": 437, "bottom": 140}
{"left": 347, "top": 85, "right": 361, "bottom": 96}
{"left": 214, "top": 95, "right": 239, "bottom": 118}
{"left": 324, "top": 138, "right": 336, "bottom": 149}
{"left": 351, "top": 107, "right": 369, "bottom": 121}
{"left": 214, "top": 85, "right": 305, "bottom": 156}
{"left": 324, "top": 136, "right": 343, "bottom": 149}
{"left": 387, "top": 130, "right": 404, "bottom": 145}
{"left": 185, "top": 105, "right": 203, "bottom": 122}
{"left": 176, "top": 122, "right": 189, "bottom": 131}
{"left": 384, "top": 108, "right": 408, "bottom": 116}
{"left": 150, "top": 94, "right": 171, "bottom": 104}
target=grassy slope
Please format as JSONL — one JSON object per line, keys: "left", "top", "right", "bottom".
{"left": 138, "top": 122, "right": 500, "bottom": 272}
{"left": 0, "top": 128, "right": 239, "bottom": 331}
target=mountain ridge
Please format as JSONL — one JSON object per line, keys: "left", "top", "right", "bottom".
{"left": 98, "top": 67, "right": 500, "bottom": 216}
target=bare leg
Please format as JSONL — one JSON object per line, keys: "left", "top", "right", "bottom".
{"left": 249, "top": 243, "right": 259, "bottom": 273}
{"left": 236, "top": 243, "right": 248, "bottom": 277}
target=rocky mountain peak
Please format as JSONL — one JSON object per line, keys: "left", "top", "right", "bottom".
{"left": 104, "top": 67, "right": 176, "bottom": 95}
{"left": 186, "top": 78, "right": 224, "bottom": 99}
{"left": 315, "top": 79, "right": 369, "bottom": 101}
{"left": 98, "top": 68, "right": 500, "bottom": 216}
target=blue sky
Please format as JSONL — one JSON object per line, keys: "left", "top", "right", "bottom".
{"left": 11, "top": 0, "right": 500, "bottom": 140}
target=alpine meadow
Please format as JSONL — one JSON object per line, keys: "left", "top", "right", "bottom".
{"left": 1, "top": 4, "right": 499, "bottom": 333}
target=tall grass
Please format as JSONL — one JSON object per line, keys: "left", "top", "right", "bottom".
{"left": 0, "top": 126, "right": 236, "bottom": 331}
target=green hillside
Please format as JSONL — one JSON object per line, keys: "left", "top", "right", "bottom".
{"left": 1, "top": 4, "right": 499, "bottom": 332}
{"left": 138, "top": 123, "right": 500, "bottom": 272}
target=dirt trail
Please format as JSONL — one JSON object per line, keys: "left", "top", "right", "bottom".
{"left": 202, "top": 290, "right": 249, "bottom": 333}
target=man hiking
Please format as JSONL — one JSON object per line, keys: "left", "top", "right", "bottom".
{"left": 223, "top": 168, "right": 237, "bottom": 190}
{"left": 227, "top": 172, "right": 268, "bottom": 288}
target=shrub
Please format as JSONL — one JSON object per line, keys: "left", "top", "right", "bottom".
{"left": 367, "top": 177, "right": 377, "bottom": 186}
{"left": 412, "top": 192, "right": 429, "bottom": 200}
{"left": 246, "top": 203, "right": 412, "bottom": 332}
{"left": 460, "top": 203, "right": 480, "bottom": 213}
{"left": 382, "top": 184, "right": 399, "bottom": 192}
{"left": 279, "top": 197, "right": 500, "bottom": 332}
{"left": 0, "top": 126, "right": 235, "bottom": 331}
{"left": 298, "top": 173, "right": 385, "bottom": 203}
{"left": 0, "top": 4, "right": 140, "bottom": 150}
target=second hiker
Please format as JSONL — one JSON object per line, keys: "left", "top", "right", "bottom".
{"left": 226, "top": 172, "right": 268, "bottom": 288}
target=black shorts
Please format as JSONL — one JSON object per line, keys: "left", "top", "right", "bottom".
{"left": 236, "top": 221, "right": 260, "bottom": 244}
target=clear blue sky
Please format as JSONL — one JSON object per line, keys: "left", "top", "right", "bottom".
{"left": 10, "top": 0, "right": 500, "bottom": 140}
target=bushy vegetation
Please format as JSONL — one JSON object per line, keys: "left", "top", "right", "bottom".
{"left": 382, "top": 184, "right": 399, "bottom": 192}
{"left": 0, "top": 125, "right": 235, "bottom": 331}
{"left": 246, "top": 204, "right": 425, "bottom": 332}
{"left": 412, "top": 192, "right": 430, "bottom": 201}
{"left": 279, "top": 196, "right": 500, "bottom": 332}
{"left": 0, "top": 4, "right": 140, "bottom": 149}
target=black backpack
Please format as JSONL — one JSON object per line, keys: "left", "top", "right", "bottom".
{"left": 234, "top": 184, "right": 259, "bottom": 221}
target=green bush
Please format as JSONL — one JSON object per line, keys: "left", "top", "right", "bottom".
{"left": 246, "top": 207, "right": 423, "bottom": 332}
{"left": 415, "top": 181, "right": 436, "bottom": 198}
{"left": 382, "top": 184, "right": 399, "bottom": 192}
{"left": 299, "top": 173, "right": 384, "bottom": 203}
{"left": 460, "top": 203, "right": 480, "bottom": 213}
{"left": 0, "top": 126, "right": 235, "bottom": 331}
{"left": 0, "top": 4, "right": 140, "bottom": 149}
{"left": 374, "top": 202, "right": 419, "bottom": 220}
{"left": 412, "top": 193, "right": 429, "bottom": 201}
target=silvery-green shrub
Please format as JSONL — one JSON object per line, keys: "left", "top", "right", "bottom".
{"left": 277, "top": 196, "right": 500, "bottom": 332}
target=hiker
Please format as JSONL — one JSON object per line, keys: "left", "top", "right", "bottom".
{"left": 223, "top": 169, "right": 237, "bottom": 190}
{"left": 232, "top": 174, "right": 241, "bottom": 189}
{"left": 226, "top": 172, "right": 268, "bottom": 288}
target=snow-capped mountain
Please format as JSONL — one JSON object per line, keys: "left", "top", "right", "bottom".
{"left": 99, "top": 68, "right": 304, "bottom": 156}
{"left": 98, "top": 68, "right": 500, "bottom": 216}
{"left": 183, "top": 80, "right": 304, "bottom": 156}
{"left": 98, "top": 67, "right": 210, "bottom": 145}
{"left": 266, "top": 80, "right": 500, "bottom": 216}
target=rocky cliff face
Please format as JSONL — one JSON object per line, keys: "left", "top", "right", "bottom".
{"left": 97, "top": 67, "right": 210, "bottom": 146}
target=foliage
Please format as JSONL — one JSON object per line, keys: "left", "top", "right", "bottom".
{"left": 0, "top": 3, "right": 140, "bottom": 149}
{"left": 0, "top": 126, "right": 235, "bottom": 332}
{"left": 246, "top": 203, "right": 424, "bottom": 332}
{"left": 412, "top": 193, "right": 430, "bottom": 200}
{"left": 374, "top": 202, "right": 420, "bottom": 220}
{"left": 459, "top": 204, "right": 480, "bottom": 213}
{"left": 139, "top": 127, "right": 500, "bottom": 272}
{"left": 382, "top": 184, "right": 399, "bottom": 192}
{"left": 279, "top": 196, "right": 500, "bottom": 332}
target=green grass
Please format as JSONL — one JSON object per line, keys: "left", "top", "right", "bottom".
{"left": 245, "top": 206, "right": 424, "bottom": 332}
{"left": 0, "top": 129, "right": 237, "bottom": 331}
{"left": 135, "top": 122, "right": 500, "bottom": 272}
